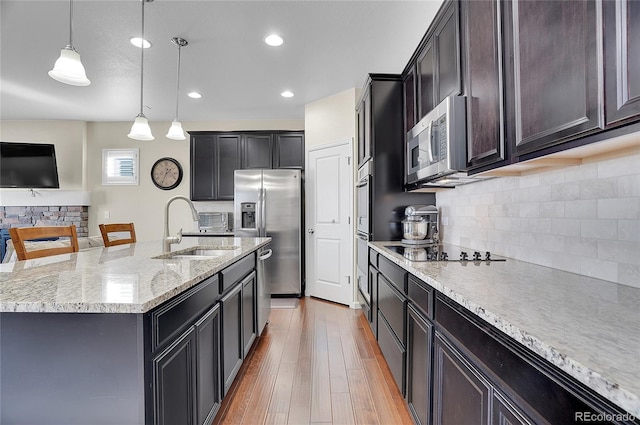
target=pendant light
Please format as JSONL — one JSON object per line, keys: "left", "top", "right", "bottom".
{"left": 128, "top": 0, "right": 154, "bottom": 141}
{"left": 48, "top": 0, "right": 90, "bottom": 86}
{"left": 166, "top": 37, "right": 188, "bottom": 140}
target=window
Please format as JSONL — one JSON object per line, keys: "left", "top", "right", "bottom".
{"left": 102, "top": 149, "right": 139, "bottom": 185}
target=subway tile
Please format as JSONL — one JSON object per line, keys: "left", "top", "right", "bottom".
{"left": 519, "top": 203, "right": 540, "bottom": 218}
{"left": 551, "top": 253, "right": 582, "bottom": 275}
{"left": 551, "top": 181, "right": 581, "bottom": 201}
{"left": 540, "top": 201, "right": 565, "bottom": 218}
{"left": 566, "top": 237, "right": 599, "bottom": 257}
{"left": 564, "top": 162, "right": 598, "bottom": 181}
{"left": 536, "top": 233, "right": 566, "bottom": 253}
{"left": 580, "top": 177, "right": 618, "bottom": 200}
{"left": 528, "top": 185, "right": 552, "bottom": 202}
{"left": 581, "top": 219, "right": 618, "bottom": 240}
{"left": 598, "top": 153, "right": 640, "bottom": 178}
{"left": 597, "top": 198, "right": 640, "bottom": 220}
{"left": 565, "top": 199, "right": 598, "bottom": 219}
{"left": 618, "top": 220, "right": 640, "bottom": 242}
{"left": 597, "top": 240, "right": 640, "bottom": 265}
{"left": 618, "top": 264, "right": 640, "bottom": 289}
{"left": 617, "top": 174, "right": 640, "bottom": 197}
{"left": 519, "top": 173, "right": 540, "bottom": 188}
{"left": 551, "top": 218, "right": 581, "bottom": 237}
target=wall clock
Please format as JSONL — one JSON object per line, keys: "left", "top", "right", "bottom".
{"left": 151, "top": 157, "right": 183, "bottom": 190}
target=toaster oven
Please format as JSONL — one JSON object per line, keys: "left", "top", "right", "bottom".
{"left": 198, "top": 212, "right": 233, "bottom": 233}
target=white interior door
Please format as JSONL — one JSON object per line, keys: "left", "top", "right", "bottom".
{"left": 306, "top": 140, "right": 353, "bottom": 306}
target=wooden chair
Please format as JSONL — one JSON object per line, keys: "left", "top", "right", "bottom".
{"left": 99, "top": 223, "right": 137, "bottom": 247}
{"left": 9, "top": 225, "right": 79, "bottom": 261}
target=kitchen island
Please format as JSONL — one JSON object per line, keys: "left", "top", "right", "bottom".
{"left": 369, "top": 241, "right": 639, "bottom": 423}
{"left": 0, "top": 237, "right": 270, "bottom": 425}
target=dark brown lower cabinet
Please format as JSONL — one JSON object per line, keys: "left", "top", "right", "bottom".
{"left": 242, "top": 271, "right": 257, "bottom": 358}
{"left": 433, "top": 331, "right": 491, "bottom": 425}
{"left": 377, "top": 311, "right": 406, "bottom": 395}
{"left": 406, "top": 303, "right": 433, "bottom": 425}
{"left": 493, "top": 392, "right": 533, "bottom": 425}
{"left": 152, "top": 327, "right": 197, "bottom": 425}
{"left": 195, "top": 304, "right": 221, "bottom": 425}
{"left": 221, "top": 282, "right": 243, "bottom": 396}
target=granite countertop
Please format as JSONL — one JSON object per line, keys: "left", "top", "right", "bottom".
{"left": 0, "top": 237, "right": 270, "bottom": 314}
{"left": 370, "top": 241, "right": 640, "bottom": 418}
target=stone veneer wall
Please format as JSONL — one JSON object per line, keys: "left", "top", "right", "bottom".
{"left": 436, "top": 152, "right": 640, "bottom": 288}
{"left": 0, "top": 206, "right": 89, "bottom": 237}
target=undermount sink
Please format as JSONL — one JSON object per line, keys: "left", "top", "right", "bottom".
{"left": 155, "top": 246, "right": 240, "bottom": 260}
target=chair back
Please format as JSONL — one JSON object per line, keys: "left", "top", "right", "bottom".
{"left": 9, "top": 225, "right": 79, "bottom": 261}
{"left": 99, "top": 223, "right": 137, "bottom": 247}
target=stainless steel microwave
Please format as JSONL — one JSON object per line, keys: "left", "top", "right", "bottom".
{"left": 406, "top": 95, "right": 467, "bottom": 185}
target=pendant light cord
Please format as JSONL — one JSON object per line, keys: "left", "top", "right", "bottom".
{"left": 139, "top": 0, "right": 145, "bottom": 116}
{"left": 68, "top": 0, "right": 74, "bottom": 48}
{"left": 174, "top": 43, "right": 182, "bottom": 121}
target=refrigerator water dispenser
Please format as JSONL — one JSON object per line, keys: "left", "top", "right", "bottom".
{"left": 241, "top": 202, "right": 256, "bottom": 229}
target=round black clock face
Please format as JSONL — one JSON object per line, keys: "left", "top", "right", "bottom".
{"left": 151, "top": 157, "right": 183, "bottom": 190}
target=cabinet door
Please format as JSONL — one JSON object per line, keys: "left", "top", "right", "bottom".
{"left": 433, "top": 331, "right": 491, "bottom": 425}
{"left": 404, "top": 66, "right": 417, "bottom": 134}
{"left": 357, "top": 88, "right": 372, "bottom": 167}
{"left": 242, "top": 271, "right": 257, "bottom": 358}
{"left": 195, "top": 304, "right": 221, "bottom": 425}
{"left": 435, "top": 2, "right": 461, "bottom": 104}
{"left": 377, "top": 274, "right": 406, "bottom": 346}
{"left": 368, "top": 265, "right": 378, "bottom": 337}
{"left": 463, "top": 0, "right": 507, "bottom": 170}
{"left": 417, "top": 40, "right": 435, "bottom": 120}
{"left": 273, "top": 133, "right": 304, "bottom": 169}
{"left": 406, "top": 304, "right": 433, "bottom": 425}
{"left": 504, "top": 0, "right": 603, "bottom": 155}
{"left": 190, "top": 135, "right": 216, "bottom": 200}
{"left": 216, "top": 134, "right": 241, "bottom": 200}
{"left": 377, "top": 311, "right": 406, "bottom": 395}
{"left": 242, "top": 134, "right": 273, "bottom": 169}
{"left": 220, "top": 283, "right": 243, "bottom": 396}
{"left": 152, "top": 327, "right": 197, "bottom": 425}
{"left": 492, "top": 392, "right": 534, "bottom": 425}
{"left": 604, "top": 0, "right": 640, "bottom": 125}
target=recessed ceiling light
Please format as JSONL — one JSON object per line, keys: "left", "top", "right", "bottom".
{"left": 188, "top": 92, "right": 202, "bottom": 99}
{"left": 130, "top": 37, "right": 151, "bottom": 48}
{"left": 281, "top": 91, "right": 294, "bottom": 98}
{"left": 265, "top": 34, "right": 284, "bottom": 47}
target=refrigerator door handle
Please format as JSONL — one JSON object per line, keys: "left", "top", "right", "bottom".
{"left": 256, "top": 187, "right": 263, "bottom": 237}
{"left": 259, "top": 249, "right": 273, "bottom": 261}
{"left": 260, "top": 188, "right": 267, "bottom": 237}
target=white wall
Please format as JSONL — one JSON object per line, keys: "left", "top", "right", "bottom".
{"left": 437, "top": 147, "right": 640, "bottom": 287}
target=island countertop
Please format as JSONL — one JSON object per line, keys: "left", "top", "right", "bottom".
{"left": 369, "top": 241, "right": 640, "bottom": 418}
{"left": 0, "top": 237, "right": 271, "bottom": 314}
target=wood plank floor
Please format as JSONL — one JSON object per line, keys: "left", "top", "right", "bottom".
{"left": 213, "top": 297, "right": 414, "bottom": 425}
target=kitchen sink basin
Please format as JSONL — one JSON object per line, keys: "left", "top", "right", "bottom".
{"left": 155, "top": 246, "right": 240, "bottom": 260}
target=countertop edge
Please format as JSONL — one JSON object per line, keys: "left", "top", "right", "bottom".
{"left": 369, "top": 242, "right": 640, "bottom": 418}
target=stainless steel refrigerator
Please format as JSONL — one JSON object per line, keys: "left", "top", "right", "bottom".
{"left": 234, "top": 169, "right": 303, "bottom": 301}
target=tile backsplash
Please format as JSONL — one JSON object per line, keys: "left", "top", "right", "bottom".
{"left": 436, "top": 152, "right": 640, "bottom": 287}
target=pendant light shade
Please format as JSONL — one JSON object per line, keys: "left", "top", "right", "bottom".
{"left": 166, "top": 120, "right": 185, "bottom": 140}
{"left": 129, "top": 0, "right": 154, "bottom": 141}
{"left": 166, "top": 37, "right": 188, "bottom": 140}
{"left": 49, "top": 0, "right": 90, "bottom": 86}
{"left": 128, "top": 114, "right": 154, "bottom": 141}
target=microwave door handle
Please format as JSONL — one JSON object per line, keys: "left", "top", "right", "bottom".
{"left": 426, "top": 121, "right": 434, "bottom": 163}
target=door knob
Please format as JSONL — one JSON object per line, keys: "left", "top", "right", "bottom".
{"left": 307, "top": 228, "right": 315, "bottom": 234}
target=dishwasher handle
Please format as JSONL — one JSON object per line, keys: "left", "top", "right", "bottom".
{"left": 259, "top": 249, "right": 273, "bottom": 261}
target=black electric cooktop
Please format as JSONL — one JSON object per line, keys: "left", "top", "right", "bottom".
{"left": 384, "top": 244, "right": 506, "bottom": 263}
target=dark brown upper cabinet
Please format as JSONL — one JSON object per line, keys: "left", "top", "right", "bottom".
{"left": 404, "top": 1, "right": 461, "bottom": 131}
{"left": 273, "top": 132, "right": 305, "bottom": 169}
{"left": 503, "top": 0, "right": 604, "bottom": 156}
{"left": 242, "top": 134, "right": 273, "bottom": 169}
{"left": 190, "top": 133, "right": 241, "bottom": 201}
{"left": 604, "top": 0, "right": 640, "bottom": 126}
{"left": 357, "top": 84, "right": 372, "bottom": 168}
{"left": 462, "top": 0, "right": 508, "bottom": 171}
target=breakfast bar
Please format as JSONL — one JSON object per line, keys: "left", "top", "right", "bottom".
{"left": 0, "top": 237, "right": 270, "bottom": 425}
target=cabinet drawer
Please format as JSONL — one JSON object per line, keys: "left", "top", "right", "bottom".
{"left": 220, "top": 253, "right": 255, "bottom": 294}
{"left": 369, "top": 248, "right": 378, "bottom": 268}
{"left": 378, "top": 274, "right": 406, "bottom": 346}
{"left": 358, "top": 288, "right": 371, "bottom": 322}
{"left": 150, "top": 274, "right": 219, "bottom": 352}
{"left": 408, "top": 275, "right": 433, "bottom": 320}
{"left": 377, "top": 311, "right": 406, "bottom": 395}
{"left": 378, "top": 255, "right": 407, "bottom": 293}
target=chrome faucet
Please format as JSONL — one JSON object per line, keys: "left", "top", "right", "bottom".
{"left": 163, "top": 196, "right": 200, "bottom": 252}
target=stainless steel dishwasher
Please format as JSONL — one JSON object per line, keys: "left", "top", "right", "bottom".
{"left": 256, "top": 246, "right": 273, "bottom": 335}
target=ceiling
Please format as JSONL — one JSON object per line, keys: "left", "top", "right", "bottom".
{"left": 0, "top": 0, "right": 443, "bottom": 123}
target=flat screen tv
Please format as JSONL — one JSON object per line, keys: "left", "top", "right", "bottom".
{"left": 0, "top": 142, "right": 60, "bottom": 188}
